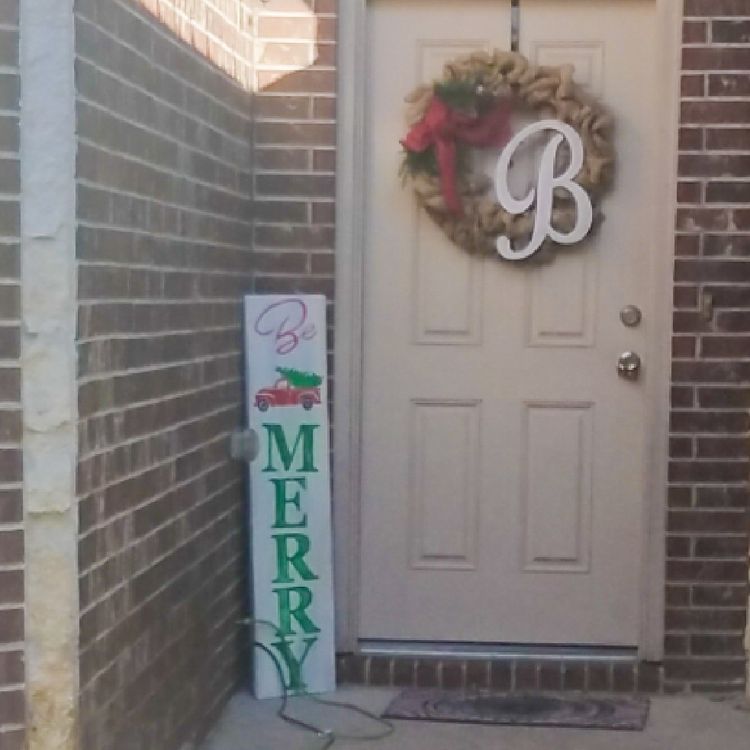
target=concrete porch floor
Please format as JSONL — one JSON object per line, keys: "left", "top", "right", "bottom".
{"left": 201, "top": 686, "right": 750, "bottom": 750}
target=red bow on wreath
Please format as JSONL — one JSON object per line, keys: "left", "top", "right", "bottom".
{"left": 401, "top": 96, "right": 513, "bottom": 215}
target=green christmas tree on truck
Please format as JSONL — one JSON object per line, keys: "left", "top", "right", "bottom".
{"left": 254, "top": 367, "right": 323, "bottom": 411}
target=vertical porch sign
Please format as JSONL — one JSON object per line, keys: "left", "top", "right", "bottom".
{"left": 244, "top": 295, "right": 335, "bottom": 699}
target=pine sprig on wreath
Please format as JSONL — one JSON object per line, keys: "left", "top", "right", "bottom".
{"left": 433, "top": 79, "right": 479, "bottom": 112}
{"left": 400, "top": 143, "right": 471, "bottom": 183}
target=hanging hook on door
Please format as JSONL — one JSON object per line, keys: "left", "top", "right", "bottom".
{"left": 511, "top": 0, "right": 520, "bottom": 52}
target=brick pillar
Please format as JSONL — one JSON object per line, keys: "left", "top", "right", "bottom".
{"left": 665, "top": 0, "right": 750, "bottom": 692}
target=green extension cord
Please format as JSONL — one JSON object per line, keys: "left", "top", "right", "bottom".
{"left": 241, "top": 619, "right": 395, "bottom": 750}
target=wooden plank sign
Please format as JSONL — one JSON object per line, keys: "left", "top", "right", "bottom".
{"left": 244, "top": 295, "right": 336, "bottom": 699}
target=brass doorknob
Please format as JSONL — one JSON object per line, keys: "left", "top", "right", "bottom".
{"left": 617, "top": 351, "right": 641, "bottom": 380}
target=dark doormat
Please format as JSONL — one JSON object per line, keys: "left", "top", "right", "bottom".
{"left": 383, "top": 689, "right": 650, "bottom": 731}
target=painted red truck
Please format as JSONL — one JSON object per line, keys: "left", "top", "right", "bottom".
{"left": 254, "top": 378, "right": 321, "bottom": 411}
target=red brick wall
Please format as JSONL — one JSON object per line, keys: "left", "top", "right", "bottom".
{"left": 665, "top": 0, "right": 750, "bottom": 691}
{"left": 252, "top": 1, "right": 750, "bottom": 694}
{"left": 251, "top": 0, "right": 336, "bottom": 299}
{"left": 64, "top": 1, "right": 750, "bottom": 738}
{"left": 0, "top": 1, "right": 24, "bottom": 747}
{"left": 75, "top": 1, "right": 253, "bottom": 747}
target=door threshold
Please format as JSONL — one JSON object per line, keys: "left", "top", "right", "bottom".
{"left": 358, "top": 640, "right": 638, "bottom": 663}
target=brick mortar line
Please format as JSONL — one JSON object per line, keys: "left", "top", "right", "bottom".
{"left": 0, "top": 684, "right": 23, "bottom": 694}
{"left": 668, "top": 533, "right": 750, "bottom": 539}
{"left": 76, "top": 12, "right": 254, "bottom": 123}
{"left": 666, "top": 579, "right": 749, "bottom": 585}
{"left": 205, "top": 582, "right": 245, "bottom": 634}
{"left": 137, "top": 0, "right": 254, "bottom": 59}
{"left": 671, "top": 408, "right": 750, "bottom": 414}
{"left": 77, "top": 416, "right": 241, "bottom": 471}
{"left": 254, "top": 196, "right": 335, "bottom": 203}
{"left": 79, "top": 490, "right": 243, "bottom": 610}
{"left": 682, "top": 359, "right": 750, "bottom": 363}
{"left": 77, "top": 435, "right": 241, "bottom": 543}
{"left": 679, "top": 152, "right": 750, "bottom": 158}
{"left": 670, "top": 500, "right": 748, "bottom": 506}
{"left": 255, "top": 63, "right": 335, "bottom": 73}
{"left": 253, "top": 142, "right": 337, "bottom": 153}
{"left": 677, "top": 178, "right": 750, "bottom": 183}
{"left": 677, "top": 93, "right": 750, "bottom": 99}
{"left": 75, "top": 114, "right": 252, "bottom": 195}
{"left": 255, "top": 91, "right": 338, "bottom": 97}
{"left": 666, "top": 655, "right": 749, "bottom": 662}
{"left": 684, "top": 16, "right": 750, "bottom": 21}
{"left": 76, "top": 263, "right": 253, "bottom": 280}
{"left": 157, "top": 0, "right": 248, "bottom": 25}
{"left": 253, "top": 192, "right": 336, "bottom": 201}
{"left": 79, "top": 488, "right": 243, "bottom": 613}
{"left": 253, "top": 246, "right": 333, "bottom": 253}
{"left": 254, "top": 116, "right": 337, "bottom": 125}
{"left": 664, "top": 629, "right": 748, "bottom": 636}
{"left": 255, "top": 11, "right": 337, "bottom": 19}
{"left": 79, "top": 470, "right": 240, "bottom": 549}
{"left": 77, "top": 325, "right": 243, "bottom": 340}
{"left": 77, "top": 220, "right": 255, "bottom": 256}
{"left": 75, "top": 344, "right": 242, "bottom": 374}
{"left": 255, "top": 168, "right": 337, "bottom": 176}
{"left": 73, "top": 66, "right": 251, "bottom": 164}
{"left": 77, "top": 356, "right": 242, "bottom": 388}
{"left": 0, "top": 643, "right": 24, "bottom": 654}
{"left": 77, "top": 401, "right": 240, "bottom": 468}
{"left": 78, "top": 324, "right": 239, "bottom": 343}
{"left": 253, "top": 272, "right": 332, "bottom": 280}
{"left": 76, "top": 177, "right": 254, "bottom": 230}
{"left": 78, "top": 298, "right": 243, "bottom": 306}
{"left": 668, "top": 557, "right": 749, "bottom": 562}
{"left": 78, "top": 388, "right": 241, "bottom": 428}
{"left": 79, "top": 518, "right": 243, "bottom": 688}
{"left": 252, "top": 220, "right": 335, "bottom": 229}
{"left": 77, "top": 351, "right": 243, "bottom": 385}
{"left": 675, "top": 276, "right": 750, "bottom": 282}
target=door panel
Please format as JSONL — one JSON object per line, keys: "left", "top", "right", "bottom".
{"left": 360, "top": 0, "right": 658, "bottom": 645}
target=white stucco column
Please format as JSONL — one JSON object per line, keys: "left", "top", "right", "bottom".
{"left": 20, "top": 0, "right": 79, "bottom": 747}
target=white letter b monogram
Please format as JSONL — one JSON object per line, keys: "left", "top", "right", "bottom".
{"left": 495, "top": 120, "right": 593, "bottom": 261}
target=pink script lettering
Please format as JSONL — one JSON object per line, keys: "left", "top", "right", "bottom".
{"left": 254, "top": 298, "right": 316, "bottom": 355}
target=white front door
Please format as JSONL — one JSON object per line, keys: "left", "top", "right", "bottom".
{"left": 359, "top": 0, "right": 662, "bottom": 646}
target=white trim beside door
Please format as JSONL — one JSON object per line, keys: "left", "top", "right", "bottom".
{"left": 334, "top": 0, "right": 682, "bottom": 659}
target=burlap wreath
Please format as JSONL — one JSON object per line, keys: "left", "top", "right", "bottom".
{"left": 401, "top": 50, "right": 615, "bottom": 259}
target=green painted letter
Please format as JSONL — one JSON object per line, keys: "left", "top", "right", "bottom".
{"left": 263, "top": 423, "right": 319, "bottom": 473}
{"left": 270, "top": 636, "right": 317, "bottom": 693}
{"left": 273, "top": 533, "right": 318, "bottom": 584}
{"left": 271, "top": 477, "right": 307, "bottom": 529}
{"left": 273, "top": 585, "right": 320, "bottom": 636}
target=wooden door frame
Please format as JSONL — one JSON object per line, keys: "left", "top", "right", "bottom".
{"left": 333, "top": 0, "right": 682, "bottom": 660}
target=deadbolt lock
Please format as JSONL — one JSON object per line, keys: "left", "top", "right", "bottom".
{"left": 620, "top": 305, "right": 642, "bottom": 327}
